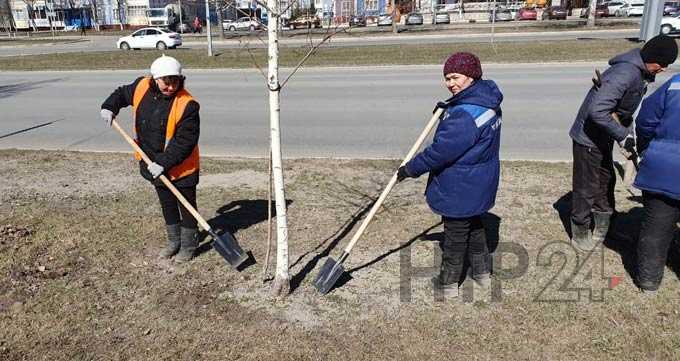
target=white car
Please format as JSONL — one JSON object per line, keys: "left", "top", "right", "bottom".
{"left": 661, "top": 14, "right": 680, "bottom": 34}
{"left": 117, "top": 27, "right": 182, "bottom": 50}
{"left": 222, "top": 17, "right": 262, "bottom": 32}
{"left": 604, "top": 1, "right": 626, "bottom": 16}
{"left": 615, "top": 2, "right": 645, "bottom": 17}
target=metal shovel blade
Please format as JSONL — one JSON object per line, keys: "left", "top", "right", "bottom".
{"left": 211, "top": 230, "right": 249, "bottom": 269}
{"left": 313, "top": 257, "right": 346, "bottom": 294}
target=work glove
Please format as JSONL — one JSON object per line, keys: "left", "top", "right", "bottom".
{"left": 618, "top": 134, "right": 637, "bottom": 160}
{"left": 396, "top": 166, "right": 412, "bottom": 183}
{"left": 100, "top": 109, "right": 114, "bottom": 127}
{"left": 147, "top": 162, "right": 164, "bottom": 179}
{"left": 432, "top": 101, "right": 449, "bottom": 114}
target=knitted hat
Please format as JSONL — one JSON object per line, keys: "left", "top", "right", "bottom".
{"left": 640, "top": 35, "right": 678, "bottom": 67}
{"left": 443, "top": 52, "right": 482, "bottom": 79}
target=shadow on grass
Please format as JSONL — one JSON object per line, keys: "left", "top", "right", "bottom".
{"left": 288, "top": 196, "right": 375, "bottom": 293}
{"left": 603, "top": 206, "right": 643, "bottom": 280}
{"left": 196, "top": 199, "right": 292, "bottom": 265}
{"left": 553, "top": 191, "right": 573, "bottom": 239}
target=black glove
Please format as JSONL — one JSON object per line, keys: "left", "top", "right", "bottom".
{"left": 619, "top": 135, "right": 637, "bottom": 159}
{"left": 432, "top": 101, "right": 449, "bottom": 114}
{"left": 396, "top": 166, "right": 411, "bottom": 183}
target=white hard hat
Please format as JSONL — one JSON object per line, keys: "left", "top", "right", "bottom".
{"left": 150, "top": 55, "right": 182, "bottom": 79}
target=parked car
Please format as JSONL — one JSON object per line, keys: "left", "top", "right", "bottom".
{"left": 583, "top": 5, "right": 609, "bottom": 18}
{"left": 377, "top": 13, "right": 393, "bottom": 26}
{"left": 289, "top": 15, "right": 321, "bottom": 29}
{"left": 405, "top": 12, "right": 424, "bottom": 25}
{"left": 176, "top": 22, "right": 192, "bottom": 33}
{"left": 489, "top": 7, "right": 514, "bottom": 22}
{"left": 433, "top": 11, "right": 451, "bottom": 24}
{"left": 615, "top": 2, "right": 644, "bottom": 17}
{"left": 223, "top": 17, "right": 262, "bottom": 32}
{"left": 604, "top": 1, "right": 626, "bottom": 16}
{"left": 117, "top": 27, "right": 181, "bottom": 50}
{"left": 516, "top": 7, "right": 537, "bottom": 20}
{"left": 665, "top": 2, "right": 680, "bottom": 16}
{"left": 349, "top": 15, "right": 366, "bottom": 27}
{"left": 660, "top": 13, "right": 680, "bottom": 34}
{"left": 542, "top": 6, "right": 567, "bottom": 20}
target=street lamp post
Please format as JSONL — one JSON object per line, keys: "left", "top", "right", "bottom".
{"left": 205, "top": 0, "right": 213, "bottom": 56}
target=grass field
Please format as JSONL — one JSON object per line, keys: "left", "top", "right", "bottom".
{"left": 1, "top": 149, "right": 678, "bottom": 360}
{"left": 1, "top": 38, "right": 670, "bottom": 71}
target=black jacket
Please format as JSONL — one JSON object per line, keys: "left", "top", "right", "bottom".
{"left": 101, "top": 76, "right": 200, "bottom": 187}
{"left": 569, "top": 49, "right": 652, "bottom": 148}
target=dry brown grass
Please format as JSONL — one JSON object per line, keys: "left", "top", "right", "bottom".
{"left": 1, "top": 149, "right": 678, "bottom": 360}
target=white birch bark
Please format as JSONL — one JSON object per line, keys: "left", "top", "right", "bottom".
{"left": 267, "top": 0, "right": 290, "bottom": 296}
{"left": 587, "top": 0, "right": 597, "bottom": 27}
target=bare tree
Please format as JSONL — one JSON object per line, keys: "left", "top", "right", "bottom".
{"left": 587, "top": 0, "right": 596, "bottom": 27}
{"left": 0, "top": 0, "right": 16, "bottom": 36}
{"left": 248, "top": 0, "right": 359, "bottom": 296}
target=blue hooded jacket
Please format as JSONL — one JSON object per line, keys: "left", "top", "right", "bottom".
{"left": 405, "top": 79, "right": 504, "bottom": 218}
{"left": 634, "top": 74, "right": 680, "bottom": 200}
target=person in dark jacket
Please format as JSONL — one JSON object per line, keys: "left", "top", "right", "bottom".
{"left": 633, "top": 73, "right": 680, "bottom": 294}
{"left": 397, "top": 52, "right": 503, "bottom": 298}
{"left": 100, "top": 55, "right": 201, "bottom": 263}
{"left": 568, "top": 35, "right": 678, "bottom": 252}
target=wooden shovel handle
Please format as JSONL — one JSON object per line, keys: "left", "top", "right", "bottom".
{"left": 111, "top": 119, "right": 212, "bottom": 232}
{"left": 343, "top": 108, "right": 445, "bottom": 254}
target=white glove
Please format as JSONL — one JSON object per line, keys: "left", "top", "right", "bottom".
{"left": 147, "top": 162, "right": 164, "bottom": 179}
{"left": 100, "top": 109, "right": 114, "bottom": 127}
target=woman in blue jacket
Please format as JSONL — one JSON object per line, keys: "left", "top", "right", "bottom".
{"left": 397, "top": 52, "right": 503, "bottom": 298}
{"left": 634, "top": 74, "right": 680, "bottom": 294}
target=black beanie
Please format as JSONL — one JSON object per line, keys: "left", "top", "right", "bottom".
{"left": 640, "top": 35, "right": 679, "bottom": 67}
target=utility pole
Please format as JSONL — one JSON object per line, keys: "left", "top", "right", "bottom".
{"left": 639, "top": 0, "right": 664, "bottom": 41}
{"left": 205, "top": 0, "right": 213, "bottom": 56}
{"left": 178, "top": 0, "right": 183, "bottom": 33}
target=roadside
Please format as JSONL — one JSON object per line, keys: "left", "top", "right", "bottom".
{"left": 0, "top": 38, "right": 665, "bottom": 71}
{"left": 1, "top": 18, "right": 640, "bottom": 41}
{"left": 1, "top": 149, "right": 678, "bottom": 360}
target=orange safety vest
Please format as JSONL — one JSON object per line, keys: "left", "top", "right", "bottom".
{"left": 132, "top": 77, "right": 199, "bottom": 181}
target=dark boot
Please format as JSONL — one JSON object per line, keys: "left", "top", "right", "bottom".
{"left": 470, "top": 254, "right": 491, "bottom": 288}
{"left": 175, "top": 227, "right": 198, "bottom": 263}
{"left": 159, "top": 224, "right": 181, "bottom": 259}
{"left": 592, "top": 211, "right": 613, "bottom": 244}
{"left": 571, "top": 220, "right": 595, "bottom": 252}
{"left": 432, "top": 276, "right": 459, "bottom": 298}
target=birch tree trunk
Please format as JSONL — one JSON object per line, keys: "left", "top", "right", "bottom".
{"left": 267, "top": 0, "right": 290, "bottom": 297}
{"left": 587, "top": 0, "right": 597, "bottom": 27}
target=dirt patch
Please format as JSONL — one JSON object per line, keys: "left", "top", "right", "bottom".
{"left": 1, "top": 149, "right": 679, "bottom": 360}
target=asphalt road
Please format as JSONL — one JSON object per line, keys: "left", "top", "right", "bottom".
{"left": 1, "top": 63, "right": 677, "bottom": 160}
{"left": 0, "top": 28, "right": 640, "bottom": 57}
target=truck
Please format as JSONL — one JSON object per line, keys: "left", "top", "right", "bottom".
{"left": 146, "top": 6, "right": 178, "bottom": 28}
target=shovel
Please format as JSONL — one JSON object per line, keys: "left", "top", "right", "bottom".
{"left": 111, "top": 119, "right": 249, "bottom": 269}
{"left": 313, "top": 108, "right": 445, "bottom": 294}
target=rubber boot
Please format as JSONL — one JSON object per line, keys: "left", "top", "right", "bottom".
{"left": 592, "top": 211, "right": 613, "bottom": 244}
{"left": 470, "top": 254, "right": 491, "bottom": 288}
{"left": 571, "top": 220, "right": 595, "bottom": 252}
{"left": 174, "top": 227, "right": 198, "bottom": 263}
{"left": 158, "top": 224, "right": 181, "bottom": 259}
{"left": 432, "top": 276, "right": 459, "bottom": 298}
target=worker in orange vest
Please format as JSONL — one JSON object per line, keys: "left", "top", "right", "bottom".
{"left": 100, "top": 55, "right": 201, "bottom": 263}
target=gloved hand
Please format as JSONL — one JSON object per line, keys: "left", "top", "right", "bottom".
{"left": 396, "top": 166, "right": 412, "bottom": 183}
{"left": 432, "top": 101, "right": 449, "bottom": 114}
{"left": 100, "top": 109, "right": 114, "bottom": 127}
{"left": 147, "top": 162, "right": 164, "bottom": 179}
{"left": 618, "top": 134, "right": 637, "bottom": 159}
